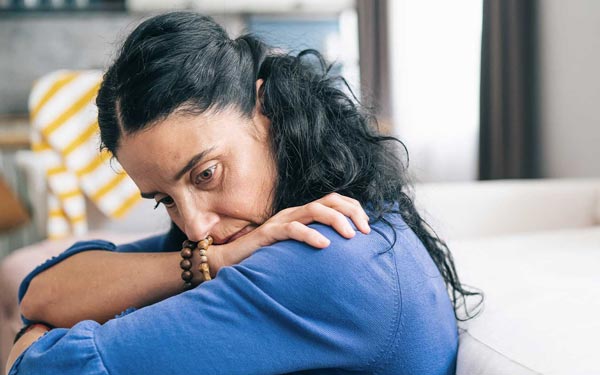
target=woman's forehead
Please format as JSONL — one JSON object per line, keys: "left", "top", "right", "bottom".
{"left": 116, "top": 108, "right": 264, "bottom": 183}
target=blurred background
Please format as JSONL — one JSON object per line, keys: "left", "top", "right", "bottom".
{"left": 0, "top": 0, "right": 599, "bottom": 257}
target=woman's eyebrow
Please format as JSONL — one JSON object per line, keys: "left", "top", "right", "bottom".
{"left": 172, "top": 146, "right": 216, "bottom": 181}
{"left": 140, "top": 146, "right": 217, "bottom": 199}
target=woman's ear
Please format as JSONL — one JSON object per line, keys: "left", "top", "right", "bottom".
{"left": 253, "top": 78, "right": 270, "bottom": 135}
{"left": 256, "top": 79, "right": 264, "bottom": 96}
{"left": 255, "top": 79, "right": 265, "bottom": 111}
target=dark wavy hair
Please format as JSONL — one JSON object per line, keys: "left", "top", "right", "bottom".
{"left": 96, "top": 11, "right": 482, "bottom": 320}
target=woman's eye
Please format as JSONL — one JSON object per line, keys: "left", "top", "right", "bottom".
{"left": 195, "top": 165, "right": 217, "bottom": 185}
{"left": 154, "top": 196, "right": 175, "bottom": 209}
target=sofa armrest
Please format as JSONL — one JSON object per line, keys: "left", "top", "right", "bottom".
{"left": 415, "top": 178, "right": 600, "bottom": 241}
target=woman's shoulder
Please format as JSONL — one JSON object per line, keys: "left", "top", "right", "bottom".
{"left": 213, "top": 217, "right": 405, "bottom": 370}
{"left": 239, "top": 214, "right": 408, "bottom": 283}
{"left": 232, "top": 212, "right": 416, "bottom": 286}
{"left": 208, "top": 214, "right": 456, "bottom": 373}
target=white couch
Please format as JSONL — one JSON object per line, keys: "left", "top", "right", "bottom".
{"left": 2, "top": 178, "right": 599, "bottom": 374}
{"left": 415, "top": 178, "right": 600, "bottom": 375}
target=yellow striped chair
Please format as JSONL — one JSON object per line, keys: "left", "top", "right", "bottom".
{"left": 28, "top": 70, "right": 140, "bottom": 239}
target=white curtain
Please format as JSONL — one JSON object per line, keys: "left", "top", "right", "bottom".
{"left": 388, "top": 0, "right": 483, "bottom": 182}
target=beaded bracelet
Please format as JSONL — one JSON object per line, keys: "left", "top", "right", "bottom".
{"left": 179, "top": 236, "right": 213, "bottom": 290}
{"left": 197, "top": 236, "right": 213, "bottom": 282}
{"left": 180, "top": 240, "right": 196, "bottom": 290}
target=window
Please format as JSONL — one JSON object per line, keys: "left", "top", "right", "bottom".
{"left": 389, "top": 0, "right": 483, "bottom": 182}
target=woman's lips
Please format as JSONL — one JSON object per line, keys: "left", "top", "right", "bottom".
{"left": 225, "top": 225, "right": 255, "bottom": 244}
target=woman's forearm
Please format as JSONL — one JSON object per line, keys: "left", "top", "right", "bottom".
{"left": 19, "top": 194, "right": 369, "bottom": 329}
{"left": 20, "top": 250, "right": 195, "bottom": 328}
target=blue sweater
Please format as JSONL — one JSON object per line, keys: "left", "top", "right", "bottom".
{"left": 10, "top": 214, "right": 457, "bottom": 374}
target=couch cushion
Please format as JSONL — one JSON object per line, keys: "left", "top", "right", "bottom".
{"left": 451, "top": 227, "right": 600, "bottom": 374}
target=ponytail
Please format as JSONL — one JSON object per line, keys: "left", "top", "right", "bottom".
{"left": 254, "top": 43, "right": 483, "bottom": 320}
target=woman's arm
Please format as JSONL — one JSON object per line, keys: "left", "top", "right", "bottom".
{"left": 20, "top": 249, "right": 187, "bottom": 328}
{"left": 7, "top": 222, "right": 392, "bottom": 375}
{"left": 20, "top": 193, "right": 369, "bottom": 328}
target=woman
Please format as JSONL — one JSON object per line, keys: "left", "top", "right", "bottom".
{"left": 7, "top": 12, "right": 478, "bottom": 375}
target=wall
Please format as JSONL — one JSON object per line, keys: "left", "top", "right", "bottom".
{"left": 0, "top": 12, "right": 244, "bottom": 115}
{"left": 537, "top": 0, "right": 600, "bottom": 178}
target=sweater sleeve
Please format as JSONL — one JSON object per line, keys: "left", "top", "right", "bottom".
{"left": 9, "top": 225, "right": 400, "bottom": 375}
{"left": 17, "top": 231, "right": 172, "bottom": 324}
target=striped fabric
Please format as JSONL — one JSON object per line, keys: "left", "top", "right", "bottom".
{"left": 28, "top": 70, "right": 140, "bottom": 239}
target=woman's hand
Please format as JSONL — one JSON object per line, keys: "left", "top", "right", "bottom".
{"left": 208, "top": 193, "right": 370, "bottom": 275}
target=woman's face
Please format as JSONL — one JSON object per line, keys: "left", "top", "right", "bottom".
{"left": 117, "top": 106, "right": 276, "bottom": 244}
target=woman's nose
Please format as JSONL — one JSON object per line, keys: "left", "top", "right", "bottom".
{"left": 181, "top": 209, "right": 219, "bottom": 242}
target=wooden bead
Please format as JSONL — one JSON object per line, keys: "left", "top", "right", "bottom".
{"left": 181, "top": 270, "right": 193, "bottom": 282}
{"left": 182, "top": 240, "right": 196, "bottom": 249}
{"left": 198, "top": 239, "right": 209, "bottom": 250}
{"left": 199, "top": 249, "right": 207, "bottom": 256}
{"left": 183, "top": 282, "right": 192, "bottom": 290}
{"left": 199, "top": 263, "right": 212, "bottom": 281}
{"left": 207, "top": 236, "right": 213, "bottom": 245}
{"left": 180, "top": 248, "right": 193, "bottom": 259}
{"left": 180, "top": 259, "right": 192, "bottom": 270}
{"left": 200, "top": 255, "right": 208, "bottom": 263}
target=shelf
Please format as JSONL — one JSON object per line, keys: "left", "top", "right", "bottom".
{"left": 0, "top": 115, "right": 30, "bottom": 149}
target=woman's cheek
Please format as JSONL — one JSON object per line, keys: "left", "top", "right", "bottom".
{"left": 167, "top": 209, "right": 183, "bottom": 230}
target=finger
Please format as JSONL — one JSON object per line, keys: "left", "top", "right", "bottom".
{"left": 258, "top": 221, "right": 331, "bottom": 249}
{"left": 313, "top": 196, "right": 371, "bottom": 235}
{"left": 322, "top": 192, "right": 362, "bottom": 208}
{"left": 303, "top": 202, "right": 357, "bottom": 238}
{"left": 217, "top": 224, "right": 278, "bottom": 265}
{"left": 340, "top": 204, "right": 370, "bottom": 234}
{"left": 281, "top": 221, "right": 330, "bottom": 249}
{"left": 323, "top": 194, "right": 368, "bottom": 221}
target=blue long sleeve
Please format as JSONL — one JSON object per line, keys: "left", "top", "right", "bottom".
{"left": 17, "top": 233, "right": 171, "bottom": 324}
{"left": 10, "top": 215, "right": 457, "bottom": 374}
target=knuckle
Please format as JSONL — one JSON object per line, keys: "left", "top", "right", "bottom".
{"left": 348, "top": 197, "right": 361, "bottom": 206}
{"left": 305, "top": 202, "right": 322, "bottom": 213}
{"left": 262, "top": 222, "right": 276, "bottom": 232}
{"left": 285, "top": 221, "right": 302, "bottom": 231}
{"left": 325, "top": 192, "right": 342, "bottom": 203}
